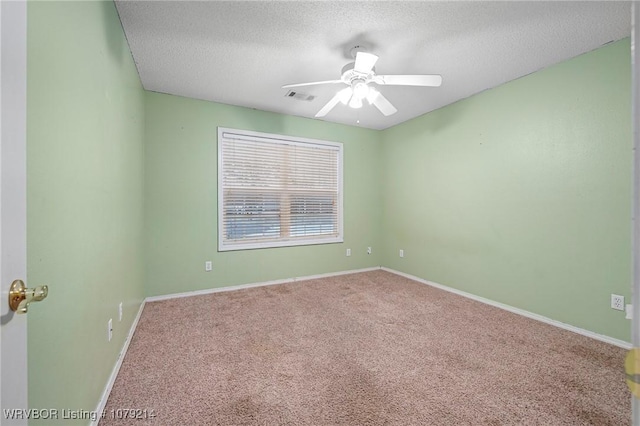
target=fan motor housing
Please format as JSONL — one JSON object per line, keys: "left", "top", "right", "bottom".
{"left": 341, "top": 62, "right": 374, "bottom": 85}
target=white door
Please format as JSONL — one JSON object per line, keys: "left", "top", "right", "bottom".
{"left": 0, "top": 1, "right": 28, "bottom": 425}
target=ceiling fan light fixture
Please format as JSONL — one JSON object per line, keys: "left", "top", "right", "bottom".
{"left": 348, "top": 96, "right": 363, "bottom": 109}
{"left": 352, "top": 81, "right": 369, "bottom": 100}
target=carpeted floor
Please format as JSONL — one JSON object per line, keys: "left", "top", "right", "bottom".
{"left": 101, "top": 270, "right": 630, "bottom": 425}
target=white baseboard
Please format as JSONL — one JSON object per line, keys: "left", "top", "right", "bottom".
{"left": 382, "top": 267, "right": 632, "bottom": 350}
{"left": 92, "top": 300, "right": 146, "bottom": 426}
{"left": 145, "top": 266, "right": 382, "bottom": 302}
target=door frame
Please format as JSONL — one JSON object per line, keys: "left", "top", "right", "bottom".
{"left": 0, "top": 1, "right": 28, "bottom": 424}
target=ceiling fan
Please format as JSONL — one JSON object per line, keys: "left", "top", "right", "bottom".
{"left": 282, "top": 47, "right": 442, "bottom": 118}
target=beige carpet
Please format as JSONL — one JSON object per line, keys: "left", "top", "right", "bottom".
{"left": 101, "top": 270, "right": 630, "bottom": 425}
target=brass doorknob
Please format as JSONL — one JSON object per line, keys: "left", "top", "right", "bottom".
{"left": 8, "top": 280, "right": 48, "bottom": 314}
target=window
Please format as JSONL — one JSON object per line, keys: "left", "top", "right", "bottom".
{"left": 218, "top": 128, "right": 343, "bottom": 251}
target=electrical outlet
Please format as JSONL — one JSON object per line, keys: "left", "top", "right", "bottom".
{"left": 118, "top": 302, "right": 123, "bottom": 322}
{"left": 205, "top": 261, "right": 212, "bottom": 272}
{"left": 611, "top": 294, "right": 624, "bottom": 311}
{"left": 107, "top": 319, "right": 113, "bottom": 342}
{"left": 399, "top": 249, "right": 404, "bottom": 258}
{"left": 367, "top": 247, "right": 372, "bottom": 255}
{"left": 346, "top": 248, "right": 351, "bottom": 257}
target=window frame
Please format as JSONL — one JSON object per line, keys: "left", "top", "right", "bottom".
{"left": 217, "top": 127, "right": 344, "bottom": 252}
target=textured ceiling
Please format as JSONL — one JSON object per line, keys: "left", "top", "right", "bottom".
{"left": 115, "top": 1, "right": 631, "bottom": 130}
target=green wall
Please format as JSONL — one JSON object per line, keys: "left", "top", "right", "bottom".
{"left": 27, "top": 1, "right": 145, "bottom": 423}
{"left": 144, "top": 92, "right": 382, "bottom": 297}
{"left": 380, "top": 39, "right": 631, "bottom": 342}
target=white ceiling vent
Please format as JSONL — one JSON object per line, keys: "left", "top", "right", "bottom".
{"left": 285, "top": 90, "right": 316, "bottom": 102}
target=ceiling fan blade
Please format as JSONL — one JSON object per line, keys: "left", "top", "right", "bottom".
{"left": 315, "top": 92, "right": 343, "bottom": 118}
{"left": 282, "top": 80, "right": 343, "bottom": 89}
{"left": 337, "top": 87, "right": 353, "bottom": 105}
{"left": 374, "top": 74, "right": 442, "bottom": 87}
{"left": 370, "top": 90, "right": 397, "bottom": 116}
{"left": 354, "top": 52, "right": 378, "bottom": 74}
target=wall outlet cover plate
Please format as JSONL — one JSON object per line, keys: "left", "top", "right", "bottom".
{"left": 611, "top": 294, "right": 625, "bottom": 311}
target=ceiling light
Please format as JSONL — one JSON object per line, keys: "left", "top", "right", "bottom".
{"left": 348, "top": 96, "right": 363, "bottom": 109}
{"left": 352, "top": 81, "right": 369, "bottom": 99}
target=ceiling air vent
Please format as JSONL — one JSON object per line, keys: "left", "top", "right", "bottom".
{"left": 285, "top": 90, "right": 316, "bottom": 102}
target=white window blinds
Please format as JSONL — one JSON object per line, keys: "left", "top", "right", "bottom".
{"left": 218, "top": 128, "right": 343, "bottom": 251}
